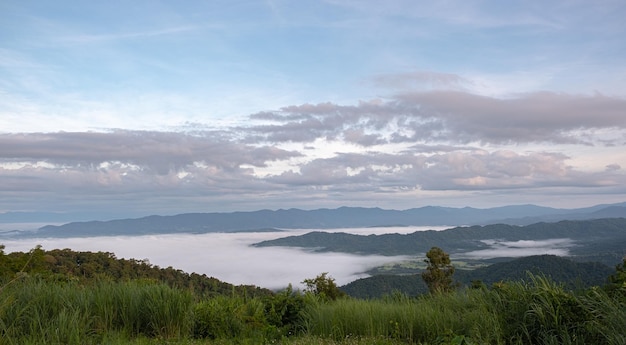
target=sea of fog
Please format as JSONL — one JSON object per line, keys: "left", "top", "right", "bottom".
{"left": 1, "top": 226, "right": 439, "bottom": 290}
{"left": 0, "top": 226, "right": 575, "bottom": 290}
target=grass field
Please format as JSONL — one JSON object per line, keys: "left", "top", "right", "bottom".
{"left": 1, "top": 272, "right": 624, "bottom": 345}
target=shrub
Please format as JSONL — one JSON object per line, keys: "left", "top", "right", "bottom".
{"left": 192, "top": 295, "right": 266, "bottom": 340}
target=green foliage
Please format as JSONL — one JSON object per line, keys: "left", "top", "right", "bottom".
{"left": 302, "top": 273, "right": 346, "bottom": 301}
{"left": 488, "top": 274, "right": 626, "bottom": 344}
{"left": 192, "top": 295, "right": 266, "bottom": 339}
{"left": 422, "top": 247, "right": 457, "bottom": 294}
{"left": 255, "top": 218, "right": 626, "bottom": 267}
{"left": 461, "top": 254, "right": 614, "bottom": 289}
{"left": 342, "top": 274, "right": 429, "bottom": 299}
{"left": 302, "top": 273, "right": 626, "bottom": 345}
{"left": 263, "top": 284, "right": 307, "bottom": 336}
{"left": 0, "top": 277, "right": 194, "bottom": 344}
{"left": 343, "top": 255, "right": 614, "bottom": 299}
{"left": 0, "top": 247, "right": 273, "bottom": 298}
{"left": 302, "top": 289, "right": 501, "bottom": 344}
{"left": 605, "top": 257, "right": 626, "bottom": 299}
{"left": 1, "top": 244, "right": 625, "bottom": 344}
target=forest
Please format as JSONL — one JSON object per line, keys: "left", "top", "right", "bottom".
{"left": 253, "top": 218, "right": 626, "bottom": 267}
{"left": 1, "top": 243, "right": 625, "bottom": 344}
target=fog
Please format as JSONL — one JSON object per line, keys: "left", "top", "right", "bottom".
{"left": 2, "top": 227, "right": 576, "bottom": 289}
{"left": 461, "top": 238, "right": 575, "bottom": 259}
{"left": 1, "top": 227, "right": 437, "bottom": 290}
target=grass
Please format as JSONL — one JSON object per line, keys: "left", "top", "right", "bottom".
{"left": 0, "top": 274, "right": 624, "bottom": 345}
{"left": 303, "top": 290, "right": 502, "bottom": 344}
{"left": 0, "top": 278, "right": 194, "bottom": 344}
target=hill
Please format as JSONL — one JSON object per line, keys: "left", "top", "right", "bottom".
{"left": 254, "top": 218, "right": 626, "bottom": 266}
{"left": 340, "top": 255, "right": 615, "bottom": 299}
{"left": 0, "top": 245, "right": 273, "bottom": 298}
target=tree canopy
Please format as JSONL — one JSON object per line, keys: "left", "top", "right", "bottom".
{"left": 302, "top": 272, "right": 346, "bottom": 301}
{"left": 421, "top": 246, "right": 457, "bottom": 293}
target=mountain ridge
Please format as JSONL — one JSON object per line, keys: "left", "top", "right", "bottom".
{"left": 2, "top": 202, "right": 625, "bottom": 238}
{"left": 253, "top": 218, "right": 626, "bottom": 267}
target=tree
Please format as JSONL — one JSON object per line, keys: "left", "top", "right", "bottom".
{"left": 605, "top": 257, "right": 626, "bottom": 299}
{"left": 302, "top": 272, "right": 346, "bottom": 300}
{"left": 421, "top": 246, "right": 457, "bottom": 293}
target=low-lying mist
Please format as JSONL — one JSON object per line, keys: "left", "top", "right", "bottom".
{"left": 2, "top": 227, "right": 427, "bottom": 290}
{"left": 2, "top": 226, "right": 576, "bottom": 289}
{"left": 462, "top": 238, "right": 575, "bottom": 259}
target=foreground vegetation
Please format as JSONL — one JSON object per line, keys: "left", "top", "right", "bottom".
{"left": 1, "top": 245, "right": 625, "bottom": 344}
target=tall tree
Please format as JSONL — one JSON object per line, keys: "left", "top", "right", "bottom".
{"left": 302, "top": 272, "right": 345, "bottom": 301}
{"left": 421, "top": 247, "right": 456, "bottom": 293}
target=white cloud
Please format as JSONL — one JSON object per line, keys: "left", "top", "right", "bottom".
{"left": 1, "top": 88, "right": 625, "bottom": 215}
{"left": 462, "top": 238, "right": 575, "bottom": 259}
{"left": 1, "top": 229, "right": 412, "bottom": 289}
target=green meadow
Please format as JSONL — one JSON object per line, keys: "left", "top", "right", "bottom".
{"left": 1, "top": 246, "right": 624, "bottom": 344}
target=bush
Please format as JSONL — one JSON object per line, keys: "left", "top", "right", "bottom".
{"left": 192, "top": 295, "right": 266, "bottom": 340}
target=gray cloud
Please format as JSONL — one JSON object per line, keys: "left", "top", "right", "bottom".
{"left": 0, "top": 131, "right": 301, "bottom": 174}
{"left": 1, "top": 90, "right": 625, "bottom": 216}
{"left": 394, "top": 91, "right": 626, "bottom": 145}
{"left": 265, "top": 150, "right": 613, "bottom": 192}
{"left": 247, "top": 91, "right": 626, "bottom": 146}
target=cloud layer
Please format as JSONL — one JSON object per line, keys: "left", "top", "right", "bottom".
{"left": 462, "top": 238, "right": 576, "bottom": 259}
{"left": 1, "top": 89, "right": 625, "bottom": 215}
{"left": 1, "top": 230, "right": 410, "bottom": 289}
{"left": 1, "top": 1, "right": 626, "bottom": 216}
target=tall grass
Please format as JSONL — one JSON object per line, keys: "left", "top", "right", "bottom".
{"left": 192, "top": 295, "right": 266, "bottom": 339}
{"left": 487, "top": 274, "right": 625, "bottom": 344}
{"left": 302, "top": 290, "right": 502, "bottom": 344}
{"left": 1, "top": 273, "right": 624, "bottom": 344}
{"left": 0, "top": 277, "right": 193, "bottom": 344}
{"left": 302, "top": 274, "right": 626, "bottom": 345}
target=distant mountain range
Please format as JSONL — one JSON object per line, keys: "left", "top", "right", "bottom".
{"left": 1, "top": 202, "right": 626, "bottom": 238}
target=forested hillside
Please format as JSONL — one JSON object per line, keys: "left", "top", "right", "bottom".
{"left": 0, "top": 245, "right": 272, "bottom": 298}
{"left": 2, "top": 243, "right": 625, "bottom": 344}
{"left": 340, "top": 255, "right": 615, "bottom": 299}
{"left": 254, "top": 218, "right": 626, "bottom": 266}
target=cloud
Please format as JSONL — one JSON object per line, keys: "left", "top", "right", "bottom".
{"left": 606, "top": 164, "right": 621, "bottom": 172}
{"left": 370, "top": 71, "right": 471, "bottom": 91}
{"left": 0, "top": 131, "right": 300, "bottom": 174}
{"left": 1, "top": 88, "right": 625, "bottom": 215}
{"left": 1, "top": 230, "right": 408, "bottom": 289}
{"left": 265, "top": 149, "right": 620, "bottom": 192}
{"left": 246, "top": 91, "right": 626, "bottom": 147}
{"left": 394, "top": 91, "right": 626, "bottom": 145}
{"left": 462, "top": 238, "right": 576, "bottom": 259}
{"left": 0, "top": 131, "right": 304, "bottom": 214}
{"left": 57, "top": 25, "right": 201, "bottom": 44}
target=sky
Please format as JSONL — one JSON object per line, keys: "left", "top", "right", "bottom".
{"left": 1, "top": 0, "right": 626, "bottom": 220}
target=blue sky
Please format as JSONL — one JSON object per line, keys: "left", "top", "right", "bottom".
{"left": 1, "top": 0, "right": 626, "bottom": 219}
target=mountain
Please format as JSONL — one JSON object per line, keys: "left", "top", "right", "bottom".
{"left": 0, "top": 211, "right": 128, "bottom": 224}
{"left": 455, "top": 255, "right": 614, "bottom": 287}
{"left": 2, "top": 202, "right": 625, "bottom": 238}
{"left": 254, "top": 218, "right": 626, "bottom": 266}
{"left": 340, "top": 255, "right": 615, "bottom": 299}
